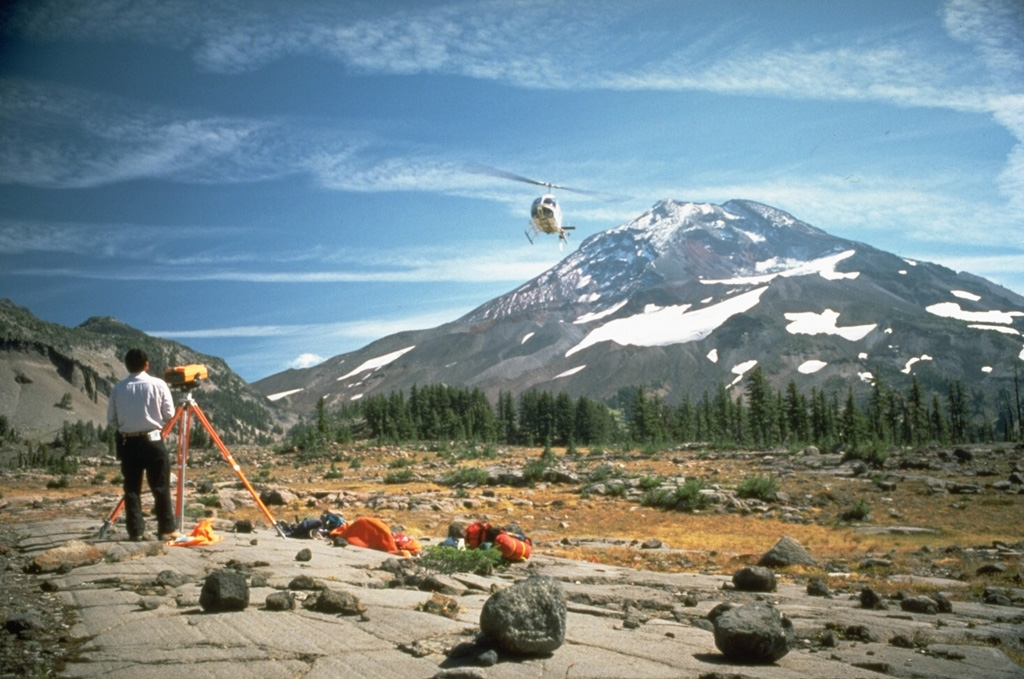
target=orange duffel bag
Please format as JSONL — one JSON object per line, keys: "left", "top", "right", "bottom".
{"left": 494, "top": 531, "right": 532, "bottom": 562}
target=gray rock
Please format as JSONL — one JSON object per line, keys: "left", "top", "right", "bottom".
{"left": 305, "top": 587, "right": 365, "bottom": 615}
{"left": 264, "top": 591, "right": 296, "bottom": 611}
{"left": 758, "top": 535, "right": 817, "bottom": 568}
{"left": 295, "top": 547, "right": 312, "bottom": 562}
{"left": 711, "top": 601, "right": 793, "bottom": 663}
{"left": 977, "top": 562, "right": 1008, "bottom": 575}
{"left": 199, "top": 570, "right": 249, "bottom": 612}
{"left": 806, "top": 577, "right": 830, "bottom": 597}
{"left": 900, "top": 595, "right": 938, "bottom": 614}
{"left": 732, "top": 565, "right": 777, "bottom": 592}
{"left": 479, "top": 576, "right": 566, "bottom": 655}
{"left": 860, "top": 587, "right": 886, "bottom": 609}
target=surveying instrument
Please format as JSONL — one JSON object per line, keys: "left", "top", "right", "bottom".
{"left": 98, "top": 364, "right": 286, "bottom": 539}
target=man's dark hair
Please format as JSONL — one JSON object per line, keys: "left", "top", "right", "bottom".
{"left": 124, "top": 348, "right": 149, "bottom": 373}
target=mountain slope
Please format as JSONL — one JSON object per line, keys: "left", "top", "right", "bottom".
{"left": 0, "top": 299, "right": 282, "bottom": 441}
{"left": 256, "top": 199, "right": 1024, "bottom": 416}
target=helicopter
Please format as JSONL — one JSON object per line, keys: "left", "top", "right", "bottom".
{"left": 467, "top": 164, "right": 611, "bottom": 250}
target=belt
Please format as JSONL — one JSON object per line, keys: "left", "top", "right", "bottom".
{"left": 120, "top": 430, "right": 157, "bottom": 439}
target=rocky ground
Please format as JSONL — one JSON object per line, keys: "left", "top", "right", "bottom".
{"left": 0, "top": 523, "right": 81, "bottom": 678}
{"left": 0, "top": 440, "right": 1023, "bottom": 677}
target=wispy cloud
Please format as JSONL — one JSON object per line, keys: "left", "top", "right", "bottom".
{"left": 147, "top": 307, "right": 467, "bottom": 340}
{"left": 3, "top": 0, "right": 1023, "bottom": 236}
{"left": 4, "top": 238, "right": 556, "bottom": 284}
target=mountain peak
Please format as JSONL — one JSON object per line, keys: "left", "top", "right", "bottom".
{"left": 259, "top": 198, "right": 1024, "bottom": 420}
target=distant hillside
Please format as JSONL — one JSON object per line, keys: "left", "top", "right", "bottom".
{"left": 0, "top": 299, "right": 284, "bottom": 442}
{"left": 256, "top": 199, "right": 1024, "bottom": 429}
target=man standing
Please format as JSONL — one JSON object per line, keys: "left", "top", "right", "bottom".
{"left": 107, "top": 348, "right": 180, "bottom": 541}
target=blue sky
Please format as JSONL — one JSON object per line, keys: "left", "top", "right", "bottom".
{"left": 1, "top": 0, "right": 1022, "bottom": 382}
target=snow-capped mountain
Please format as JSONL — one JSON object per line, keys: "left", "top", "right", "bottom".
{"left": 256, "top": 200, "right": 1024, "bottom": 413}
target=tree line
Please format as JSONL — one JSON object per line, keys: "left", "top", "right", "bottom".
{"left": 291, "top": 368, "right": 1021, "bottom": 455}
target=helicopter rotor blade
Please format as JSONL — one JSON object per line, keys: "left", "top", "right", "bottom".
{"left": 465, "top": 163, "right": 552, "bottom": 189}
{"left": 465, "top": 162, "right": 620, "bottom": 199}
{"left": 466, "top": 162, "right": 602, "bottom": 196}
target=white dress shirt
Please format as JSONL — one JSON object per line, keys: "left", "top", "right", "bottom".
{"left": 107, "top": 371, "right": 175, "bottom": 434}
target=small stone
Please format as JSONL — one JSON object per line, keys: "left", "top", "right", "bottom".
{"left": 900, "top": 595, "right": 938, "bottom": 615}
{"left": 306, "top": 588, "right": 365, "bottom": 615}
{"left": 265, "top": 591, "right": 296, "bottom": 611}
{"left": 806, "top": 577, "right": 830, "bottom": 597}
{"left": 295, "top": 548, "right": 313, "bottom": 562}
{"left": 860, "top": 587, "right": 886, "bottom": 610}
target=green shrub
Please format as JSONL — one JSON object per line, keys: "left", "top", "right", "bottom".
{"left": 638, "top": 475, "right": 665, "bottom": 490}
{"left": 843, "top": 442, "right": 889, "bottom": 468}
{"left": 384, "top": 468, "right": 415, "bottom": 484}
{"left": 840, "top": 498, "right": 871, "bottom": 522}
{"left": 441, "top": 466, "right": 490, "bottom": 487}
{"left": 641, "top": 479, "right": 710, "bottom": 512}
{"left": 46, "top": 475, "right": 70, "bottom": 490}
{"left": 418, "top": 545, "right": 504, "bottom": 575}
{"left": 736, "top": 475, "right": 780, "bottom": 501}
{"left": 388, "top": 457, "right": 413, "bottom": 469}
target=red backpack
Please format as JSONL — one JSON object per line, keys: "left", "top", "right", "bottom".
{"left": 464, "top": 521, "right": 491, "bottom": 549}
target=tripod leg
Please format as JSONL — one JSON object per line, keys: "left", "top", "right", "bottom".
{"left": 96, "top": 496, "right": 125, "bottom": 538}
{"left": 190, "top": 403, "right": 286, "bottom": 538}
{"left": 174, "top": 406, "right": 192, "bottom": 532}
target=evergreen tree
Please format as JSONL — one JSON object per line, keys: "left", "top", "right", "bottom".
{"left": 745, "top": 366, "right": 772, "bottom": 447}
{"left": 783, "top": 380, "right": 809, "bottom": 444}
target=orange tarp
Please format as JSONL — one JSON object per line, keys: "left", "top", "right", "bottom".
{"left": 167, "top": 518, "right": 223, "bottom": 547}
{"left": 329, "top": 517, "right": 417, "bottom": 557}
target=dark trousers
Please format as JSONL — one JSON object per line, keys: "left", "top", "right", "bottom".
{"left": 118, "top": 436, "right": 176, "bottom": 537}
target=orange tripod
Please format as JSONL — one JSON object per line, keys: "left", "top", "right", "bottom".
{"left": 98, "top": 388, "right": 285, "bottom": 539}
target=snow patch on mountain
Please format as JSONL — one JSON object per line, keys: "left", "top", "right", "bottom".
{"left": 702, "top": 250, "right": 858, "bottom": 285}
{"left": 902, "top": 354, "right": 933, "bottom": 374}
{"left": 798, "top": 360, "right": 828, "bottom": 374}
{"left": 566, "top": 286, "right": 768, "bottom": 357}
{"left": 554, "top": 365, "right": 586, "bottom": 379}
{"left": 268, "top": 388, "right": 303, "bottom": 402}
{"left": 338, "top": 345, "right": 415, "bottom": 380}
{"left": 707, "top": 349, "right": 719, "bottom": 363}
{"left": 730, "top": 359, "right": 758, "bottom": 386}
{"left": 784, "top": 309, "right": 876, "bottom": 341}
{"left": 952, "top": 290, "right": 981, "bottom": 302}
{"left": 970, "top": 324, "right": 1021, "bottom": 335}
{"left": 926, "top": 302, "right": 1022, "bottom": 325}
{"left": 521, "top": 332, "right": 535, "bottom": 344}
{"left": 574, "top": 300, "right": 627, "bottom": 325}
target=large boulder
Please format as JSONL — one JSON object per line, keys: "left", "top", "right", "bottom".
{"left": 480, "top": 576, "right": 566, "bottom": 655}
{"left": 199, "top": 570, "right": 249, "bottom": 612}
{"left": 757, "top": 536, "right": 817, "bottom": 568}
{"left": 732, "top": 565, "right": 777, "bottom": 592}
{"left": 711, "top": 601, "right": 793, "bottom": 663}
